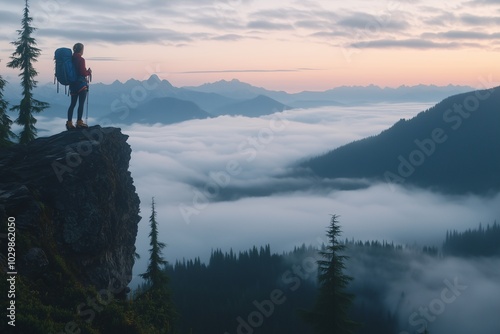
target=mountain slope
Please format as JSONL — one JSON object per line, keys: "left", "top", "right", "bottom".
{"left": 301, "top": 86, "right": 500, "bottom": 194}
{"left": 184, "top": 78, "right": 285, "bottom": 100}
{"left": 102, "top": 97, "right": 211, "bottom": 124}
{"left": 211, "top": 94, "right": 291, "bottom": 117}
{"left": 173, "top": 89, "right": 239, "bottom": 112}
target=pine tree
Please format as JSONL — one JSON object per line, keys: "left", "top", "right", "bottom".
{"left": 302, "top": 215, "right": 358, "bottom": 334}
{"left": 7, "top": 0, "right": 49, "bottom": 144}
{"left": 141, "top": 197, "right": 169, "bottom": 289}
{"left": 0, "top": 71, "right": 16, "bottom": 147}
{"left": 136, "top": 197, "right": 175, "bottom": 333}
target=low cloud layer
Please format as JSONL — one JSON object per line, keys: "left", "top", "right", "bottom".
{"left": 34, "top": 102, "right": 500, "bottom": 334}
{"left": 347, "top": 248, "right": 500, "bottom": 334}
{"left": 36, "top": 103, "right": 499, "bottom": 273}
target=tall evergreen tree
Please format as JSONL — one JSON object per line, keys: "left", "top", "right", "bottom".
{"left": 141, "top": 197, "right": 169, "bottom": 289}
{"left": 0, "top": 70, "right": 15, "bottom": 147}
{"left": 302, "top": 215, "right": 358, "bottom": 334}
{"left": 7, "top": 0, "right": 49, "bottom": 144}
{"left": 136, "top": 198, "right": 175, "bottom": 333}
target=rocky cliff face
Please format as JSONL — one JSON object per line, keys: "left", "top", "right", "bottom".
{"left": 0, "top": 126, "right": 140, "bottom": 294}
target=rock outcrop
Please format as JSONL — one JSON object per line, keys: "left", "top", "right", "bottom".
{"left": 0, "top": 126, "right": 140, "bottom": 294}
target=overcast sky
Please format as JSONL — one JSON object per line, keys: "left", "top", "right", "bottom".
{"left": 1, "top": 0, "right": 500, "bottom": 91}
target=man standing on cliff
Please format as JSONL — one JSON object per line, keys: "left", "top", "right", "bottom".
{"left": 66, "top": 43, "right": 91, "bottom": 130}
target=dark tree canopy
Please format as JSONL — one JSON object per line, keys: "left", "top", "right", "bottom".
{"left": 443, "top": 222, "right": 500, "bottom": 257}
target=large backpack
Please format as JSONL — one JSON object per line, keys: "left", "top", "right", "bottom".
{"left": 54, "top": 47, "right": 77, "bottom": 93}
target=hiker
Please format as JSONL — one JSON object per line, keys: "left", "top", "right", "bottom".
{"left": 66, "top": 43, "right": 92, "bottom": 130}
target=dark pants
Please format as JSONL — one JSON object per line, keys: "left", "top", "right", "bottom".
{"left": 68, "top": 89, "right": 87, "bottom": 122}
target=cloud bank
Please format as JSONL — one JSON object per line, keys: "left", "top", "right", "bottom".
{"left": 34, "top": 102, "right": 499, "bottom": 334}
{"left": 347, "top": 248, "right": 500, "bottom": 334}
{"left": 36, "top": 102, "right": 499, "bottom": 268}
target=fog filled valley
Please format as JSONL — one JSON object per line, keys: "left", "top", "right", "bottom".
{"left": 3, "top": 1, "right": 500, "bottom": 333}
{"left": 29, "top": 93, "right": 500, "bottom": 333}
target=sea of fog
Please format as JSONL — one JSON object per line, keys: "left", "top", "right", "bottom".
{"left": 34, "top": 103, "right": 500, "bottom": 333}
{"left": 36, "top": 102, "right": 499, "bottom": 280}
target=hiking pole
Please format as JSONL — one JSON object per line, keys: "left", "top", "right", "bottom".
{"left": 86, "top": 70, "right": 92, "bottom": 124}
{"left": 86, "top": 86, "right": 89, "bottom": 124}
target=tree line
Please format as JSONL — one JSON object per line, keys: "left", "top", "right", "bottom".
{"left": 151, "top": 219, "right": 497, "bottom": 333}
{"left": 140, "top": 214, "right": 365, "bottom": 334}
{"left": 443, "top": 221, "right": 500, "bottom": 257}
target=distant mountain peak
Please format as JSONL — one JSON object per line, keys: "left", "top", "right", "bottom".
{"left": 213, "top": 78, "right": 242, "bottom": 84}
{"left": 207, "top": 78, "right": 252, "bottom": 88}
{"left": 149, "top": 73, "right": 160, "bottom": 81}
{"left": 124, "top": 78, "right": 140, "bottom": 85}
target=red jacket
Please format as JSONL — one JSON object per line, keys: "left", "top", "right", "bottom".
{"left": 72, "top": 53, "right": 91, "bottom": 77}
{"left": 70, "top": 53, "right": 90, "bottom": 94}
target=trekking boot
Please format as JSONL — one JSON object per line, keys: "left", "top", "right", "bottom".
{"left": 66, "top": 121, "right": 76, "bottom": 130}
{"left": 76, "top": 120, "right": 88, "bottom": 129}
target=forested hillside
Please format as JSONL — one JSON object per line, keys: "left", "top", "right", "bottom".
{"left": 301, "top": 87, "right": 500, "bottom": 194}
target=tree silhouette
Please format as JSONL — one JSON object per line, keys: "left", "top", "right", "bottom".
{"left": 136, "top": 197, "right": 175, "bottom": 333}
{"left": 141, "top": 197, "right": 169, "bottom": 289}
{"left": 7, "top": 0, "right": 49, "bottom": 144}
{"left": 0, "top": 71, "right": 15, "bottom": 147}
{"left": 302, "top": 215, "right": 358, "bottom": 334}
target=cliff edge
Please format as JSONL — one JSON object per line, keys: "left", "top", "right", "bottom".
{"left": 0, "top": 126, "right": 140, "bottom": 294}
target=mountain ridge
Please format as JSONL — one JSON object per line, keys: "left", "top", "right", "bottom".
{"left": 4, "top": 76, "right": 475, "bottom": 113}
{"left": 184, "top": 78, "right": 475, "bottom": 105}
{"left": 2, "top": 76, "right": 478, "bottom": 126}
{"left": 300, "top": 86, "right": 500, "bottom": 194}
